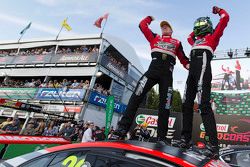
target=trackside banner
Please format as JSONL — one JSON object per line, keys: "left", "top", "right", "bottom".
{"left": 88, "top": 91, "right": 127, "bottom": 113}
{"left": 0, "top": 88, "right": 37, "bottom": 100}
{"left": 35, "top": 88, "right": 86, "bottom": 101}
{"left": 130, "top": 108, "right": 182, "bottom": 143}
{"left": 192, "top": 113, "right": 250, "bottom": 147}
{"left": 0, "top": 135, "right": 71, "bottom": 145}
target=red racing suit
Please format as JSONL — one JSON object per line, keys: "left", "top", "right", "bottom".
{"left": 182, "top": 9, "right": 229, "bottom": 146}
{"left": 117, "top": 16, "right": 189, "bottom": 140}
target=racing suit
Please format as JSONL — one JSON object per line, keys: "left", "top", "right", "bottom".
{"left": 117, "top": 16, "right": 189, "bottom": 140}
{"left": 181, "top": 9, "right": 229, "bottom": 146}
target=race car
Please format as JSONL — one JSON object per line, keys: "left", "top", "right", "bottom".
{"left": 0, "top": 140, "right": 229, "bottom": 167}
{"left": 219, "top": 145, "right": 250, "bottom": 167}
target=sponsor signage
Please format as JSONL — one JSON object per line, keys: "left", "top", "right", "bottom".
{"left": 50, "top": 52, "right": 98, "bottom": 63}
{"left": 11, "top": 54, "right": 52, "bottom": 64}
{"left": 211, "top": 91, "right": 250, "bottom": 116}
{"left": 88, "top": 91, "right": 127, "bottom": 113}
{"left": 193, "top": 113, "right": 250, "bottom": 147}
{"left": 100, "top": 55, "right": 126, "bottom": 78}
{"left": 0, "top": 135, "right": 71, "bottom": 145}
{"left": 0, "top": 98, "right": 22, "bottom": 109}
{"left": 0, "top": 56, "right": 14, "bottom": 64}
{"left": 135, "top": 114, "right": 176, "bottom": 128}
{"left": 0, "top": 88, "right": 37, "bottom": 99}
{"left": 131, "top": 108, "right": 182, "bottom": 142}
{"left": 43, "top": 104, "right": 82, "bottom": 113}
{"left": 35, "top": 88, "right": 85, "bottom": 101}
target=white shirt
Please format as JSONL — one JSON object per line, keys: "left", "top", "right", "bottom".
{"left": 81, "top": 128, "right": 94, "bottom": 143}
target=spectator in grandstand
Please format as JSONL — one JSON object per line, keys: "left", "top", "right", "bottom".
{"left": 35, "top": 119, "right": 45, "bottom": 135}
{"left": 0, "top": 117, "right": 12, "bottom": 129}
{"left": 93, "top": 126, "right": 105, "bottom": 141}
{"left": 82, "top": 122, "right": 95, "bottom": 142}
{"left": 111, "top": 15, "right": 189, "bottom": 146}
{"left": 22, "top": 119, "right": 36, "bottom": 136}
{"left": 0, "top": 118, "right": 20, "bottom": 134}
{"left": 81, "top": 45, "right": 89, "bottom": 53}
{"left": 43, "top": 121, "right": 58, "bottom": 136}
{"left": 83, "top": 80, "right": 90, "bottom": 89}
{"left": 58, "top": 122, "right": 74, "bottom": 140}
{"left": 71, "top": 80, "right": 79, "bottom": 88}
{"left": 173, "top": 6, "right": 229, "bottom": 159}
{"left": 70, "top": 126, "right": 81, "bottom": 141}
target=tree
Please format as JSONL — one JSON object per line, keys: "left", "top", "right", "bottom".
{"left": 171, "top": 90, "right": 182, "bottom": 112}
{"left": 146, "top": 88, "right": 159, "bottom": 110}
{"left": 146, "top": 88, "right": 182, "bottom": 112}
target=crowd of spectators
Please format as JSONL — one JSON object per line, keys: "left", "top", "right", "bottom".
{"left": 106, "top": 52, "right": 128, "bottom": 73}
{"left": 0, "top": 78, "right": 90, "bottom": 90}
{"left": 0, "top": 117, "right": 113, "bottom": 142}
{"left": 0, "top": 45, "right": 99, "bottom": 57}
{"left": 56, "top": 45, "right": 99, "bottom": 54}
{"left": 0, "top": 49, "right": 18, "bottom": 56}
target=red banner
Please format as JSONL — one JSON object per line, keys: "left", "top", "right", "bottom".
{"left": 0, "top": 98, "right": 22, "bottom": 109}
{"left": 0, "top": 135, "right": 71, "bottom": 145}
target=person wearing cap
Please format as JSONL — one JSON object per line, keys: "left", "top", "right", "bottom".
{"left": 111, "top": 16, "right": 189, "bottom": 145}
{"left": 172, "top": 6, "right": 229, "bottom": 159}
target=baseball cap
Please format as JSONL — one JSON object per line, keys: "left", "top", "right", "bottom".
{"left": 160, "top": 20, "right": 172, "bottom": 30}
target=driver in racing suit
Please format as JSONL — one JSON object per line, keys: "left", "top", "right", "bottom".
{"left": 111, "top": 16, "right": 190, "bottom": 145}
{"left": 172, "top": 6, "right": 229, "bottom": 159}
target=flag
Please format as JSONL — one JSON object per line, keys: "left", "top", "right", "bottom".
{"left": 94, "top": 13, "right": 109, "bottom": 28}
{"left": 104, "top": 95, "right": 114, "bottom": 140}
{"left": 20, "top": 22, "right": 32, "bottom": 35}
{"left": 61, "top": 18, "right": 72, "bottom": 31}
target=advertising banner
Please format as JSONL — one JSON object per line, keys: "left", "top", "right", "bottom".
{"left": 105, "top": 96, "right": 115, "bottom": 139}
{"left": 211, "top": 90, "right": 250, "bottom": 116}
{"left": 88, "top": 91, "right": 127, "bottom": 113}
{"left": 0, "top": 56, "right": 14, "bottom": 64}
{"left": 35, "top": 88, "right": 85, "bottom": 101}
{"left": 43, "top": 104, "right": 82, "bottom": 113}
{"left": 50, "top": 52, "right": 97, "bottom": 63}
{"left": 11, "top": 54, "right": 52, "bottom": 64}
{"left": 100, "top": 55, "right": 126, "bottom": 78}
{"left": 130, "top": 108, "right": 182, "bottom": 143}
{"left": 0, "top": 88, "right": 37, "bottom": 99}
{"left": 0, "top": 98, "right": 22, "bottom": 109}
{"left": 192, "top": 113, "right": 250, "bottom": 147}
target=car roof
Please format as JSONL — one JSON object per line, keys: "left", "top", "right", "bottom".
{"left": 45, "top": 140, "right": 214, "bottom": 167}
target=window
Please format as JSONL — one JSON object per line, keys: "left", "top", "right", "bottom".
{"left": 48, "top": 151, "right": 88, "bottom": 167}
{"left": 20, "top": 155, "right": 54, "bottom": 167}
{"left": 222, "top": 151, "right": 250, "bottom": 167}
{"left": 85, "top": 154, "right": 145, "bottom": 167}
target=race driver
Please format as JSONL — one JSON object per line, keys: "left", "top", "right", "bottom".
{"left": 172, "top": 6, "right": 229, "bottom": 159}
{"left": 111, "top": 16, "right": 190, "bottom": 145}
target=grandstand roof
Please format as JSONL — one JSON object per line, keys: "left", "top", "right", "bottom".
{"left": 0, "top": 33, "right": 144, "bottom": 73}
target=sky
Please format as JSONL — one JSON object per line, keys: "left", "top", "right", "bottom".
{"left": 0, "top": 0, "right": 250, "bottom": 95}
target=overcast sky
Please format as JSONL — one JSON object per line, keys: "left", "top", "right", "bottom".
{"left": 0, "top": 0, "right": 249, "bottom": 95}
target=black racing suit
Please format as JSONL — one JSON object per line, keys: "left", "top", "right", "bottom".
{"left": 182, "top": 9, "right": 229, "bottom": 146}
{"left": 117, "top": 16, "right": 189, "bottom": 139}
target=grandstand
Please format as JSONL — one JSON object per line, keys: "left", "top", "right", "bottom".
{"left": 0, "top": 34, "right": 144, "bottom": 127}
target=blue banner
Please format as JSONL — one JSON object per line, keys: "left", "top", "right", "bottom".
{"left": 88, "top": 91, "right": 127, "bottom": 113}
{"left": 35, "top": 88, "right": 85, "bottom": 101}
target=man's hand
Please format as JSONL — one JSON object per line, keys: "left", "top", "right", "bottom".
{"left": 212, "top": 6, "right": 221, "bottom": 14}
{"left": 185, "top": 64, "right": 190, "bottom": 70}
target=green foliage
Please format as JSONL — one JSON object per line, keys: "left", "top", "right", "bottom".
{"left": 146, "top": 88, "right": 182, "bottom": 112}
